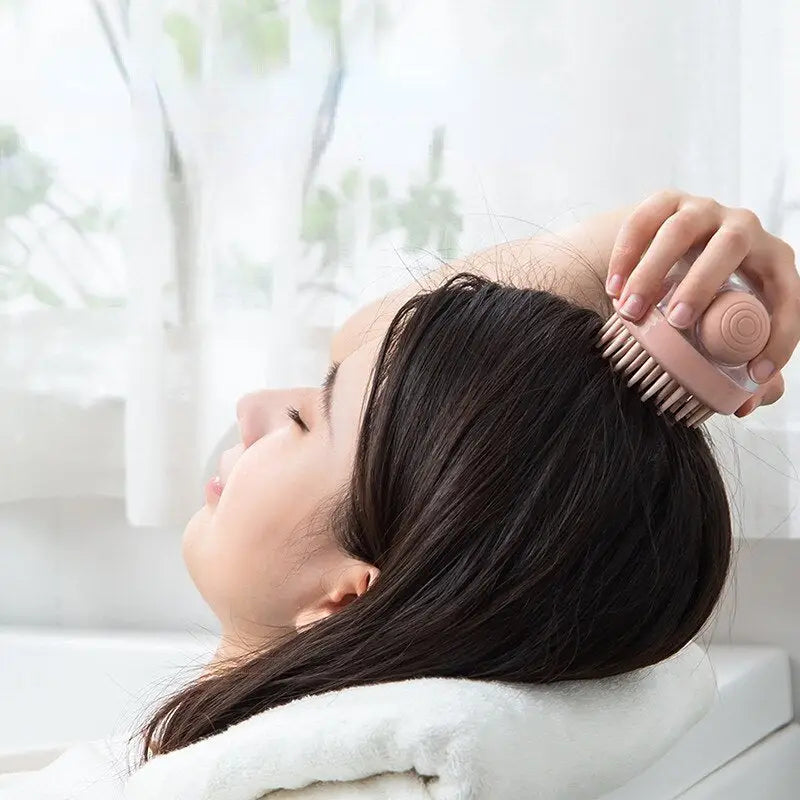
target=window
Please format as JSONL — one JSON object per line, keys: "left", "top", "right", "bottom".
{"left": 1, "top": 0, "right": 797, "bottom": 537}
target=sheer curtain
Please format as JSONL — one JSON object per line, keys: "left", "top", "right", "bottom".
{"left": 1, "top": 0, "right": 796, "bottom": 535}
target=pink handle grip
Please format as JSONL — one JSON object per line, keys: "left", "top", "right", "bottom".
{"left": 697, "top": 291, "right": 771, "bottom": 366}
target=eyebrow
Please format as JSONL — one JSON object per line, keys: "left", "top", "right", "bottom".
{"left": 321, "top": 361, "right": 340, "bottom": 434}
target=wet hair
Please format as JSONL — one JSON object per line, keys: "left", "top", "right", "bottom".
{"left": 139, "top": 273, "right": 731, "bottom": 760}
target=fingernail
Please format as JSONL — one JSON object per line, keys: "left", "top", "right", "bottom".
{"left": 606, "top": 273, "right": 624, "bottom": 297}
{"left": 619, "top": 293, "right": 645, "bottom": 320}
{"left": 667, "top": 302, "right": 694, "bottom": 329}
{"left": 735, "top": 397, "right": 760, "bottom": 417}
{"left": 749, "top": 358, "right": 775, "bottom": 383}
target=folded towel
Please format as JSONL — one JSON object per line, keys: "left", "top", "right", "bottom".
{"left": 127, "top": 642, "right": 714, "bottom": 799}
{"left": 0, "top": 738, "right": 130, "bottom": 799}
{"left": 2, "top": 642, "right": 715, "bottom": 800}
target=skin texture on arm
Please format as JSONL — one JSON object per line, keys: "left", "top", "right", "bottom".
{"left": 331, "top": 205, "right": 634, "bottom": 363}
{"left": 335, "top": 190, "right": 797, "bottom": 415}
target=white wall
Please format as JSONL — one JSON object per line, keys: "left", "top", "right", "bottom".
{"left": 706, "top": 538, "right": 800, "bottom": 715}
{"left": 0, "top": 496, "right": 215, "bottom": 631}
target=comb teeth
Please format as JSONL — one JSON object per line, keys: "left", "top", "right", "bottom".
{"left": 613, "top": 341, "right": 647, "bottom": 373}
{"left": 600, "top": 328, "right": 633, "bottom": 359}
{"left": 598, "top": 315, "right": 625, "bottom": 344}
{"left": 687, "top": 406, "right": 715, "bottom": 427}
{"left": 609, "top": 336, "right": 637, "bottom": 366}
{"left": 627, "top": 356, "right": 657, "bottom": 388}
{"left": 597, "top": 312, "right": 716, "bottom": 427}
{"left": 673, "top": 397, "right": 701, "bottom": 422}
{"left": 640, "top": 371, "right": 673, "bottom": 403}
{"left": 659, "top": 384, "right": 688, "bottom": 413}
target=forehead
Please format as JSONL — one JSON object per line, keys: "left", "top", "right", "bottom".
{"left": 330, "top": 342, "right": 379, "bottom": 446}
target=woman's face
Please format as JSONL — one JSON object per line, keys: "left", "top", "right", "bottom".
{"left": 182, "top": 339, "right": 382, "bottom": 655}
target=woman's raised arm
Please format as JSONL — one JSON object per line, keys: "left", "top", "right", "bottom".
{"left": 332, "top": 190, "right": 798, "bottom": 412}
{"left": 330, "top": 203, "right": 634, "bottom": 362}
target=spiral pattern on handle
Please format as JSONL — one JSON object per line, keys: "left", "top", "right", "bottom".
{"left": 697, "top": 291, "right": 771, "bottom": 365}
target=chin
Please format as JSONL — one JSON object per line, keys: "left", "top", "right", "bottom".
{"left": 181, "top": 505, "right": 211, "bottom": 588}
{"left": 180, "top": 505, "right": 229, "bottom": 627}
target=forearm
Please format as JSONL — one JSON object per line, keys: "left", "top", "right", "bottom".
{"left": 441, "top": 204, "right": 635, "bottom": 291}
{"left": 332, "top": 203, "right": 635, "bottom": 362}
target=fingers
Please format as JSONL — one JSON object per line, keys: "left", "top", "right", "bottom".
{"left": 606, "top": 190, "right": 682, "bottom": 297}
{"left": 615, "top": 198, "right": 721, "bottom": 321}
{"left": 734, "top": 372, "right": 785, "bottom": 417}
{"left": 747, "top": 243, "right": 800, "bottom": 381}
{"left": 661, "top": 221, "right": 751, "bottom": 329}
{"left": 608, "top": 192, "right": 800, "bottom": 394}
{"left": 734, "top": 397, "right": 758, "bottom": 417}
{"left": 761, "top": 372, "right": 786, "bottom": 406}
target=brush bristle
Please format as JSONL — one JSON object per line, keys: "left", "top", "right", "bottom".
{"left": 597, "top": 312, "right": 714, "bottom": 427}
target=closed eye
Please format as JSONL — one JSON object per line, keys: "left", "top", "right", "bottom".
{"left": 286, "top": 405, "right": 310, "bottom": 432}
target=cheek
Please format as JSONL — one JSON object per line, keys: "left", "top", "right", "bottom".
{"left": 181, "top": 505, "right": 221, "bottom": 612}
{"left": 216, "top": 430, "right": 322, "bottom": 546}
{"left": 186, "top": 429, "right": 340, "bottom": 622}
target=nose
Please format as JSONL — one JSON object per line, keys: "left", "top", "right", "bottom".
{"left": 236, "top": 390, "right": 281, "bottom": 449}
{"left": 236, "top": 388, "right": 315, "bottom": 449}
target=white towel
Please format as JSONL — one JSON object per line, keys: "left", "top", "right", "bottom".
{"left": 3, "top": 642, "right": 715, "bottom": 800}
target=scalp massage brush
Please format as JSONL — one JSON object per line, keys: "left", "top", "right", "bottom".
{"left": 597, "top": 253, "right": 771, "bottom": 427}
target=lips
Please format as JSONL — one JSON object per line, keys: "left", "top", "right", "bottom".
{"left": 205, "top": 475, "right": 224, "bottom": 505}
{"left": 204, "top": 443, "right": 244, "bottom": 506}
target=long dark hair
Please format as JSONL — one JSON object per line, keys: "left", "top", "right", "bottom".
{"left": 140, "top": 273, "right": 732, "bottom": 761}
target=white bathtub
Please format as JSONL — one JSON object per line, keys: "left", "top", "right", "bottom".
{"left": 2, "top": 630, "right": 798, "bottom": 800}
{"left": 0, "top": 627, "right": 216, "bottom": 773}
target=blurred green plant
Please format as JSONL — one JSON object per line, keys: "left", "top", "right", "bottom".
{"left": 215, "top": 244, "right": 273, "bottom": 308}
{"left": 163, "top": 11, "right": 203, "bottom": 78}
{"left": 162, "top": 0, "right": 406, "bottom": 305}
{"left": 120, "top": 0, "right": 456, "bottom": 310}
{"left": 0, "top": 124, "right": 123, "bottom": 308}
{"left": 222, "top": 0, "right": 289, "bottom": 72}
{"left": 307, "top": 0, "right": 341, "bottom": 31}
{"left": 165, "top": 0, "right": 289, "bottom": 79}
{"left": 165, "top": 0, "right": 293, "bottom": 78}
{"left": 2, "top": 2, "right": 419, "bottom": 313}
{"left": 301, "top": 126, "right": 463, "bottom": 287}
{"left": 163, "top": 0, "right": 397, "bottom": 80}
{"left": 396, "top": 127, "right": 462, "bottom": 253}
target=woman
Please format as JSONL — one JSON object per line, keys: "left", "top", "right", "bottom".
{"left": 151, "top": 189, "right": 798, "bottom": 744}
{"left": 6, "top": 190, "right": 799, "bottom": 798}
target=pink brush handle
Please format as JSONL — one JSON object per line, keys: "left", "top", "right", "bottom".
{"left": 697, "top": 291, "right": 771, "bottom": 366}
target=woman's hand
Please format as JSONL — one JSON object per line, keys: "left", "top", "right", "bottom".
{"left": 605, "top": 190, "right": 799, "bottom": 413}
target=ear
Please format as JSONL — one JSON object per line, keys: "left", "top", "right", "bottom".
{"left": 294, "top": 563, "right": 380, "bottom": 633}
